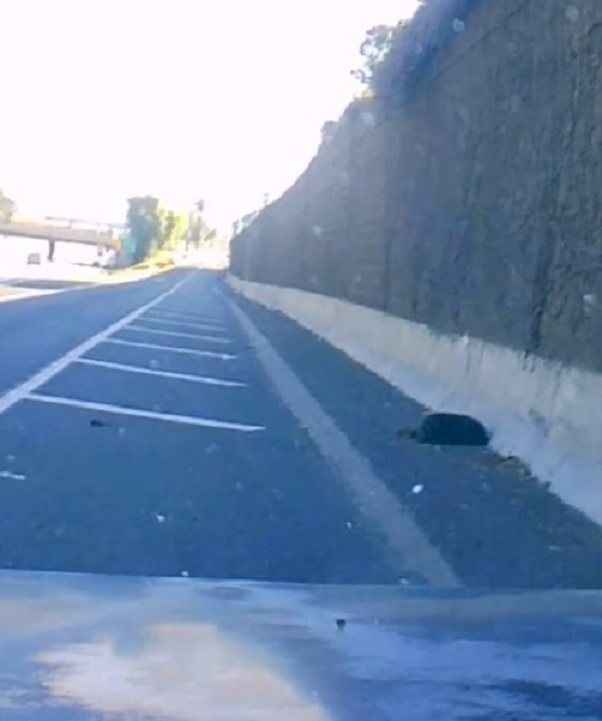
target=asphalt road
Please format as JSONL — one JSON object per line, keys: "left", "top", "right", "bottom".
{"left": 0, "top": 268, "right": 601, "bottom": 589}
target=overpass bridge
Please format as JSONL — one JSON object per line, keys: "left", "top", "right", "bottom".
{"left": 0, "top": 219, "right": 120, "bottom": 249}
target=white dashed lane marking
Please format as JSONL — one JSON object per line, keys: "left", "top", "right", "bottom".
{"left": 103, "top": 338, "right": 236, "bottom": 360}
{"left": 144, "top": 309, "right": 227, "bottom": 325}
{"left": 124, "top": 325, "right": 232, "bottom": 344}
{"left": 0, "top": 272, "right": 261, "bottom": 434}
{"left": 27, "top": 393, "right": 264, "bottom": 432}
{"left": 76, "top": 358, "right": 247, "bottom": 387}
{"left": 0, "top": 273, "right": 193, "bottom": 416}
{"left": 136, "top": 316, "right": 228, "bottom": 333}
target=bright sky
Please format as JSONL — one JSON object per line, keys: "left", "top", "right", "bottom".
{"left": 0, "top": 0, "right": 418, "bottom": 232}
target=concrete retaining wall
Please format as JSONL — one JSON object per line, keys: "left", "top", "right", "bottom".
{"left": 230, "top": 276, "right": 602, "bottom": 526}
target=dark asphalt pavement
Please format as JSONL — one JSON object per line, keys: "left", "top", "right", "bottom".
{"left": 0, "top": 268, "right": 601, "bottom": 588}
{"left": 0, "top": 270, "right": 396, "bottom": 584}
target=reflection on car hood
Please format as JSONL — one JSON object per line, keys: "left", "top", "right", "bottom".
{"left": 0, "top": 570, "right": 601, "bottom": 720}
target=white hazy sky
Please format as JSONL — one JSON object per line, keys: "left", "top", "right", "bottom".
{"left": 0, "top": 0, "right": 418, "bottom": 232}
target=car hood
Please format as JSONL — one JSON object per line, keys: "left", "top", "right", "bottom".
{"left": 0, "top": 570, "right": 601, "bottom": 720}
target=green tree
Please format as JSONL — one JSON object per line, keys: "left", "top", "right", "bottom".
{"left": 158, "top": 208, "right": 177, "bottom": 249}
{"left": 126, "top": 196, "right": 209, "bottom": 261}
{"left": 126, "top": 196, "right": 161, "bottom": 262}
{"left": 351, "top": 24, "right": 396, "bottom": 88}
{"left": 187, "top": 206, "right": 215, "bottom": 250}
{"left": 173, "top": 211, "right": 191, "bottom": 247}
{"left": 158, "top": 207, "right": 190, "bottom": 251}
{"left": 187, "top": 214, "right": 205, "bottom": 249}
{"left": 0, "top": 189, "right": 16, "bottom": 222}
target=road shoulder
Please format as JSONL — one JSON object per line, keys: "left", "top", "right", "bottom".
{"left": 227, "top": 283, "right": 602, "bottom": 589}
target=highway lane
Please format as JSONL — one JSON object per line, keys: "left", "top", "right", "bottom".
{"left": 0, "top": 270, "right": 407, "bottom": 584}
{"left": 0, "top": 268, "right": 601, "bottom": 588}
{"left": 0, "top": 271, "right": 186, "bottom": 395}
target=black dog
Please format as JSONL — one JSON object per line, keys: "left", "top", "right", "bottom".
{"left": 398, "top": 413, "right": 489, "bottom": 446}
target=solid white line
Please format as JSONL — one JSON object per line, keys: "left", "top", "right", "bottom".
{"left": 146, "top": 308, "right": 226, "bottom": 325}
{"left": 228, "top": 298, "right": 461, "bottom": 589}
{"left": 125, "top": 325, "right": 232, "bottom": 344}
{"left": 27, "top": 393, "right": 264, "bottom": 432}
{"left": 137, "top": 316, "right": 227, "bottom": 333}
{"left": 76, "top": 358, "right": 246, "bottom": 387}
{"left": 104, "top": 338, "right": 236, "bottom": 360}
{"left": 0, "top": 273, "right": 193, "bottom": 416}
